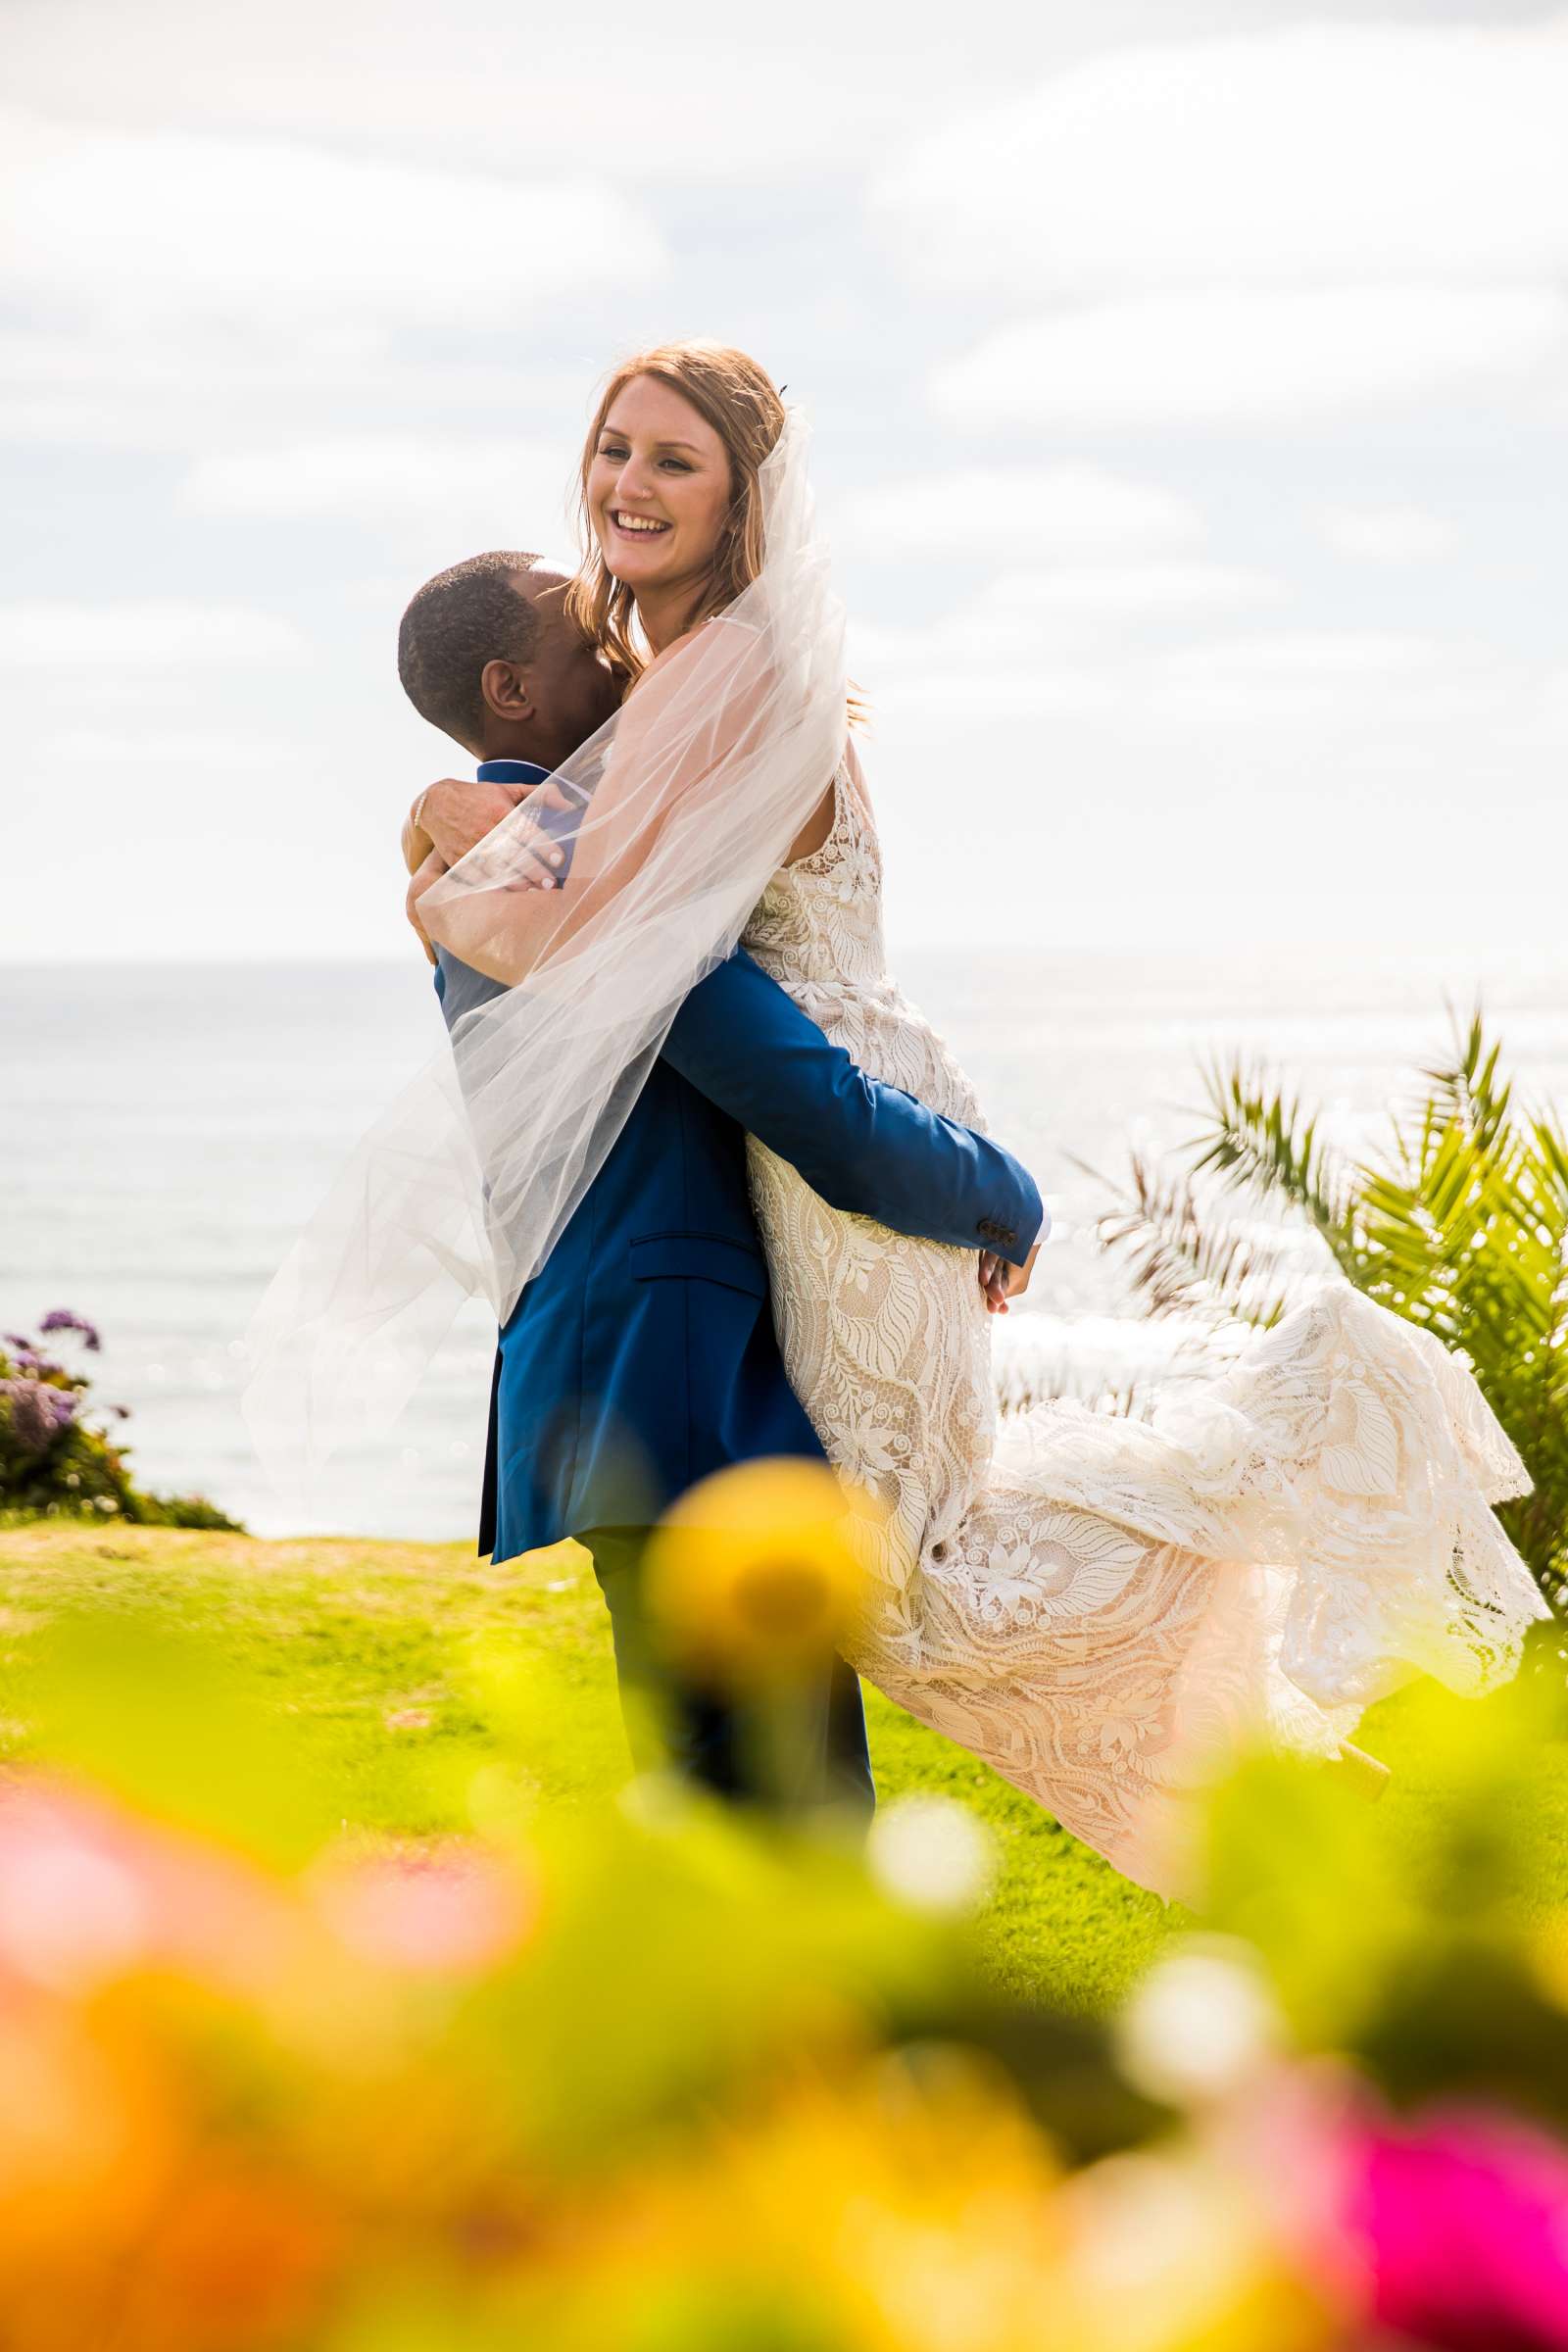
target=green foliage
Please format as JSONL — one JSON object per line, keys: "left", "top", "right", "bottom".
{"left": 1202, "top": 1672, "right": 1568, "bottom": 2133}
{"left": 0, "top": 1313, "right": 241, "bottom": 1531}
{"left": 1101, "top": 1010, "right": 1568, "bottom": 1600}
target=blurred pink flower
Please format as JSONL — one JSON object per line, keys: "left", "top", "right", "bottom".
{"left": 0, "top": 1785, "right": 299, "bottom": 1999}
{"left": 312, "top": 1848, "right": 536, "bottom": 1977}
{"left": 1352, "top": 2106, "right": 1568, "bottom": 2350}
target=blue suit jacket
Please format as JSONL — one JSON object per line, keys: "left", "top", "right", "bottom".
{"left": 435, "top": 760, "right": 1043, "bottom": 1562}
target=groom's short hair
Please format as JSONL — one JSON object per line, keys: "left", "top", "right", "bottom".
{"left": 398, "top": 551, "right": 545, "bottom": 746}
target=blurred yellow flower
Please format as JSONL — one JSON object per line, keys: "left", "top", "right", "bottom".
{"left": 643, "top": 1458, "right": 868, "bottom": 1689}
{"left": 1528, "top": 1909, "right": 1568, "bottom": 2012}
{"left": 522, "top": 2046, "right": 1337, "bottom": 2352}
{"left": 1050, "top": 2141, "right": 1333, "bottom": 2352}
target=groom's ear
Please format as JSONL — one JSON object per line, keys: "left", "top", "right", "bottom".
{"left": 479, "top": 659, "right": 535, "bottom": 723}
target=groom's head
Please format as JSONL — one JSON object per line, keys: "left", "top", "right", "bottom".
{"left": 397, "top": 552, "right": 620, "bottom": 766}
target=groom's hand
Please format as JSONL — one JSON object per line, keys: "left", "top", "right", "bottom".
{"left": 406, "top": 850, "right": 448, "bottom": 964}
{"left": 980, "top": 1240, "right": 1042, "bottom": 1314}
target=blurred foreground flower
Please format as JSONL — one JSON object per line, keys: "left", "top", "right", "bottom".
{"left": 868, "top": 1792, "right": 997, "bottom": 1918}
{"left": 1348, "top": 2105, "right": 1568, "bottom": 2351}
{"left": 4, "top": 1553, "right": 1568, "bottom": 2346}
{"left": 309, "top": 1843, "right": 537, "bottom": 1977}
{"left": 503, "top": 2047, "right": 1333, "bottom": 2352}
{"left": 644, "top": 1457, "right": 867, "bottom": 1689}
{"left": 1114, "top": 1937, "right": 1283, "bottom": 2108}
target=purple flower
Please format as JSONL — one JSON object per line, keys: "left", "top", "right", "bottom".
{"left": 38, "top": 1310, "right": 102, "bottom": 1353}
{"left": 0, "top": 1378, "right": 76, "bottom": 1455}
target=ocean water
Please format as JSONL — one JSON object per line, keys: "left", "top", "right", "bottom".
{"left": 5, "top": 948, "right": 1565, "bottom": 1540}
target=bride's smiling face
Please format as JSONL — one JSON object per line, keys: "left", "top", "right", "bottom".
{"left": 588, "top": 374, "right": 733, "bottom": 600}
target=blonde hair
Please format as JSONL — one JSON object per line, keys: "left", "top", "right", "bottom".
{"left": 564, "top": 340, "right": 786, "bottom": 684}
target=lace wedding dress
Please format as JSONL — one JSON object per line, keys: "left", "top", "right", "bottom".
{"left": 742, "top": 753, "right": 1547, "bottom": 1895}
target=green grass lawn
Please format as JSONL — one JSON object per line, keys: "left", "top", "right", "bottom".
{"left": 2, "top": 1522, "right": 1559, "bottom": 2017}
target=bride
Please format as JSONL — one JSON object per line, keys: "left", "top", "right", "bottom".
{"left": 405, "top": 341, "right": 1544, "bottom": 1898}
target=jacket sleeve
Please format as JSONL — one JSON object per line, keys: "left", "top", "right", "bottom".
{"left": 662, "top": 950, "right": 1044, "bottom": 1268}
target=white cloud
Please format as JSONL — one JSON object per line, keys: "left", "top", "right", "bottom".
{"left": 1, "top": 0, "right": 956, "bottom": 183}
{"left": 1004, "top": 563, "right": 1279, "bottom": 618}
{"left": 0, "top": 325, "right": 596, "bottom": 457}
{"left": 883, "top": 24, "right": 1568, "bottom": 431}
{"left": 854, "top": 559, "right": 1279, "bottom": 683}
{"left": 0, "top": 602, "right": 308, "bottom": 670}
{"left": 837, "top": 464, "right": 1202, "bottom": 562}
{"left": 1142, "top": 629, "right": 1499, "bottom": 723}
{"left": 1509, "top": 665, "right": 1568, "bottom": 751}
{"left": 0, "top": 108, "right": 664, "bottom": 332}
{"left": 932, "top": 287, "right": 1568, "bottom": 429}
{"left": 1, "top": 4, "right": 1562, "bottom": 971}
{"left": 1316, "top": 505, "right": 1458, "bottom": 564}
{"left": 875, "top": 24, "right": 1568, "bottom": 294}
{"left": 853, "top": 572, "right": 1542, "bottom": 738}
{"left": 864, "top": 660, "right": 1565, "bottom": 956}
{"left": 179, "top": 436, "right": 579, "bottom": 536}
{"left": 37, "top": 729, "right": 295, "bottom": 768}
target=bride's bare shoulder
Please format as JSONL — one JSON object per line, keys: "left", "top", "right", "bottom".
{"left": 626, "top": 632, "right": 698, "bottom": 698}
{"left": 624, "top": 618, "right": 733, "bottom": 698}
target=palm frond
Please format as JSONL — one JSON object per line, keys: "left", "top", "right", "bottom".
{"left": 1190, "top": 1058, "right": 1355, "bottom": 1253}
{"left": 1416, "top": 1002, "right": 1514, "bottom": 1153}
{"left": 1097, "top": 1150, "right": 1302, "bottom": 1328}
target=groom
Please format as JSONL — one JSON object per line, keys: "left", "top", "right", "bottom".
{"left": 397, "top": 551, "right": 1044, "bottom": 1818}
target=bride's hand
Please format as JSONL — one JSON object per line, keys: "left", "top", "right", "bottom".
{"left": 979, "top": 1240, "right": 1042, "bottom": 1314}
{"left": 486, "top": 780, "right": 582, "bottom": 891}
{"left": 406, "top": 777, "right": 529, "bottom": 873}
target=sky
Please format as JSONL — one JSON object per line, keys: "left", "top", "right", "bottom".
{"left": 4, "top": 0, "right": 1566, "bottom": 962}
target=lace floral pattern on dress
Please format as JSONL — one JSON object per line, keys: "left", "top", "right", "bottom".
{"left": 741, "top": 757, "right": 1545, "bottom": 1898}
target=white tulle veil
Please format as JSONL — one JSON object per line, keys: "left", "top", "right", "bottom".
{"left": 243, "top": 409, "right": 847, "bottom": 1501}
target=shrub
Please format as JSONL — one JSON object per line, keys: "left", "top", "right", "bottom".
{"left": 0, "top": 1311, "right": 242, "bottom": 1531}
